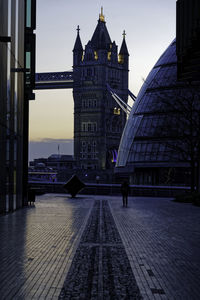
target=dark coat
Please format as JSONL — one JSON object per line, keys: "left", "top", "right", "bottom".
{"left": 121, "top": 181, "right": 130, "bottom": 196}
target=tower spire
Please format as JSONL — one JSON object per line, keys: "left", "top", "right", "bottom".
{"left": 73, "top": 25, "right": 83, "bottom": 51}
{"left": 119, "top": 30, "right": 129, "bottom": 55}
{"left": 76, "top": 25, "right": 80, "bottom": 34}
{"left": 122, "top": 30, "right": 126, "bottom": 40}
{"left": 119, "top": 30, "right": 129, "bottom": 65}
{"left": 99, "top": 6, "right": 105, "bottom": 22}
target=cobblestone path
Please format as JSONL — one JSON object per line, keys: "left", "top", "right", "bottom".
{"left": 59, "top": 200, "right": 142, "bottom": 299}
{"left": 1, "top": 194, "right": 199, "bottom": 299}
{"left": 110, "top": 196, "right": 200, "bottom": 299}
{"left": 0, "top": 195, "right": 92, "bottom": 299}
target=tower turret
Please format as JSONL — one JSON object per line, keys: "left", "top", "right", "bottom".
{"left": 73, "top": 25, "right": 83, "bottom": 66}
{"left": 119, "top": 30, "right": 129, "bottom": 69}
{"left": 109, "top": 41, "right": 118, "bottom": 63}
{"left": 90, "top": 7, "right": 111, "bottom": 50}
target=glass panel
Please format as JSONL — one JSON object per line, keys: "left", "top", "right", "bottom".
{"left": 26, "top": 51, "right": 31, "bottom": 69}
{"left": 26, "top": 0, "right": 31, "bottom": 28}
{"left": 117, "top": 115, "right": 143, "bottom": 166}
{"left": 25, "top": 51, "right": 31, "bottom": 86}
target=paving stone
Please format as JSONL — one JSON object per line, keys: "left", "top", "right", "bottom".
{"left": 110, "top": 196, "right": 200, "bottom": 299}
{"left": 0, "top": 194, "right": 200, "bottom": 299}
{"left": 0, "top": 195, "right": 92, "bottom": 299}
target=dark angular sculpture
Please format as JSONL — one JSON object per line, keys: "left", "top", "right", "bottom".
{"left": 63, "top": 175, "right": 85, "bottom": 197}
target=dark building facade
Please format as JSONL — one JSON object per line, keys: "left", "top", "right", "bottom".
{"left": 0, "top": 0, "right": 36, "bottom": 213}
{"left": 73, "top": 9, "right": 129, "bottom": 173}
{"left": 176, "top": 0, "right": 200, "bottom": 81}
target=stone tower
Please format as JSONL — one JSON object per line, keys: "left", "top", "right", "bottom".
{"left": 73, "top": 9, "right": 129, "bottom": 172}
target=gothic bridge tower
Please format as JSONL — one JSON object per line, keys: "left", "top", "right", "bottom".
{"left": 73, "top": 9, "right": 129, "bottom": 172}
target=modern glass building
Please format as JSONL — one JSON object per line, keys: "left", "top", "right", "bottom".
{"left": 0, "top": 0, "right": 36, "bottom": 213}
{"left": 115, "top": 39, "right": 200, "bottom": 187}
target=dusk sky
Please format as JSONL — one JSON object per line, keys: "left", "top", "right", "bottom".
{"left": 29, "top": 0, "right": 176, "bottom": 161}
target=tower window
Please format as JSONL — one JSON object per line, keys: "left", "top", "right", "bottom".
{"left": 82, "top": 100, "right": 86, "bottom": 108}
{"left": 93, "top": 141, "right": 96, "bottom": 153}
{"left": 93, "top": 123, "right": 97, "bottom": 131}
{"left": 82, "top": 99, "right": 97, "bottom": 108}
{"left": 88, "top": 123, "right": 92, "bottom": 132}
{"left": 87, "top": 68, "right": 92, "bottom": 76}
{"left": 86, "top": 53, "right": 92, "bottom": 61}
{"left": 81, "top": 122, "right": 97, "bottom": 132}
{"left": 82, "top": 122, "right": 87, "bottom": 131}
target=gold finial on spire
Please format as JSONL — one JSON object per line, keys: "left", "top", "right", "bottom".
{"left": 122, "top": 30, "right": 126, "bottom": 39}
{"left": 99, "top": 6, "right": 105, "bottom": 22}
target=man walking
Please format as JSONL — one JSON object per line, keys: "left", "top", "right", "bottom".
{"left": 121, "top": 181, "right": 130, "bottom": 207}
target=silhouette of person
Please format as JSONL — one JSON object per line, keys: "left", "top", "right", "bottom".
{"left": 96, "top": 175, "right": 100, "bottom": 184}
{"left": 121, "top": 181, "right": 130, "bottom": 207}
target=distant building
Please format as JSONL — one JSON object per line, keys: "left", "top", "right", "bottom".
{"left": 30, "top": 154, "right": 75, "bottom": 171}
{"left": 73, "top": 9, "right": 129, "bottom": 172}
{"left": 0, "top": 0, "right": 36, "bottom": 213}
{"left": 29, "top": 154, "right": 75, "bottom": 182}
{"left": 176, "top": 0, "right": 200, "bottom": 81}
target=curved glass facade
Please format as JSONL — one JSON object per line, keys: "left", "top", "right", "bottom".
{"left": 116, "top": 39, "right": 199, "bottom": 185}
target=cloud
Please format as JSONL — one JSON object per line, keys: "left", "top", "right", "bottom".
{"left": 30, "top": 138, "right": 73, "bottom": 143}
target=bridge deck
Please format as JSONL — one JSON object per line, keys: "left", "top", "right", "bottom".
{"left": 35, "top": 71, "right": 73, "bottom": 89}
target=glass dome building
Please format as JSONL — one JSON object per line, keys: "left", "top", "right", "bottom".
{"left": 115, "top": 39, "right": 199, "bottom": 186}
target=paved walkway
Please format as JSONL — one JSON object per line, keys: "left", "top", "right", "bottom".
{"left": 0, "top": 194, "right": 200, "bottom": 299}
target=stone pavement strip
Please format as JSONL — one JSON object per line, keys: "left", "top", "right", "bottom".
{"left": 59, "top": 200, "right": 141, "bottom": 299}
{"left": 0, "top": 194, "right": 200, "bottom": 299}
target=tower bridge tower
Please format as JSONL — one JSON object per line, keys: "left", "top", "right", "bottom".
{"left": 73, "top": 9, "right": 129, "bottom": 172}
